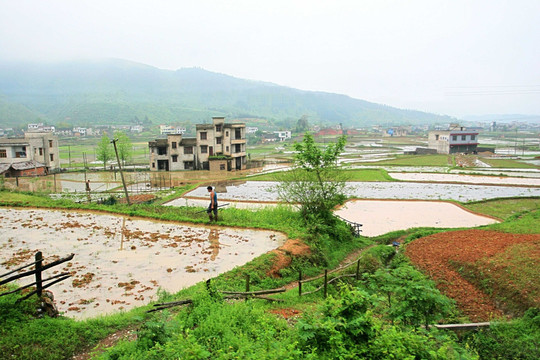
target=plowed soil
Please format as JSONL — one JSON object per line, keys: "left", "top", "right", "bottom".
{"left": 405, "top": 229, "right": 540, "bottom": 321}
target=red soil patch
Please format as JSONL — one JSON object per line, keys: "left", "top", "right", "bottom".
{"left": 267, "top": 239, "right": 311, "bottom": 278}
{"left": 269, "top": 308, "right": 302, "bottom": 319}
{"left": 406, "top": 229, "right": 540, "bottom": 321}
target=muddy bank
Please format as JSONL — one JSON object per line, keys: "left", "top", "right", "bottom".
{"left": 0, "top": 208, "right": 286, "bottom": 319}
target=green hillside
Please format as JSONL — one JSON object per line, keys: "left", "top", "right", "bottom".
{"left": 0, "top": 59, "right": 456, "bottom": 128}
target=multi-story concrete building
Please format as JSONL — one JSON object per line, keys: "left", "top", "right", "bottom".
{"left": 149, "top": 117, "right": 246, "bottom": 171}
{"left": 0, "top": 132, "right": 61, "bottom": 175}
{"left": 428, "top": 126, "right": 479, "bottom": 154}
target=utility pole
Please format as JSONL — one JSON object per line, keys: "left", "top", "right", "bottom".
{"left": 111, "top": 138, "right": 131, "bottom": 205}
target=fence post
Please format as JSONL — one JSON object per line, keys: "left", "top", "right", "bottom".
{"left": 245, "top": 274, "right": 250, "bottom": 302}
{"left": 298, "top": 270, "right": 302, "bottom": 297}
{"left": 356, "top": 259, "right": 361, "bottom": 280}
{"left": 35, "top": 251, "right": 43, "bottom": 298}
{"left": 323, "top": 269, "right": 328, "bottom": 299}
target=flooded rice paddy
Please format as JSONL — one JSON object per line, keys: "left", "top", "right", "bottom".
{"left": 184, "top": 181, "right": 540, "bottom": 202}
{"left": 0, "top": 208, "right": 286, "bottom": 319}
{"left": 388, "top": 173, "right": 540, "bottom": 186}
{"left": 334, "top": 200, "right": 498, "bottom": 237}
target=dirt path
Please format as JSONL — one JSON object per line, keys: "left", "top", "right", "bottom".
{"left": 72, "top": 326, "right": 137, "bottom": 360}
{"left": 281, "top": 243, "right": 377, "bottom": 290}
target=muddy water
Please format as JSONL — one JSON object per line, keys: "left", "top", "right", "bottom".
{"left": 0, "top": 208, "right": 286, "bottom": 319}
{"left": 335, "top": 200, "right": 498, "bottom": 237}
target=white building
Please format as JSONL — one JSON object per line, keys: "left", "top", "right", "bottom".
{"left": 428, "top": 126, "right": 479, "bottom": 154}
{"left": 159, "top": 125, "right": 186, "bottom": 135}
{"left": 273, "top": 130, "right": 291, "bottom": 141}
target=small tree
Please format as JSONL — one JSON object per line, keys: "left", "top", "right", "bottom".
{"left": 369, "top": 266, "right": 454, "bottom": 329}
{"left": 113, "top": 131, "right": 133, "bottom": 166}
{"left": 274, "top": 133, "right": 348, "bottom": 222}
{"left": 96, "top": 134, "right": 113, "bottom": 170}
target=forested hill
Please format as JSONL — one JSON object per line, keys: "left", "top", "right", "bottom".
{"left": 0, "top": 59, "right": 455, "bottom": 128}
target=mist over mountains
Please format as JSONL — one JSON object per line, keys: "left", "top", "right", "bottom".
{"left": 0, "top": 59, "right": 456, "bottom": 129}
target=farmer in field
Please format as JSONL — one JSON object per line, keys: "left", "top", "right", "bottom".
{"left": 207, "top": 186, "right": 218, "bottom": 222}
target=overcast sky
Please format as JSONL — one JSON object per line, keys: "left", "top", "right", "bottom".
{"left": 1, "top": 0, "right": 539, "bottom": 118}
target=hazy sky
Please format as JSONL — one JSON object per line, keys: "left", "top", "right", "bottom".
{"left": 1, "top": 0, "right": 539, "bottom": 118}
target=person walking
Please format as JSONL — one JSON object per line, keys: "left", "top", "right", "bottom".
{"left": 207, "top": 186, "right": 218, "bottom": 222}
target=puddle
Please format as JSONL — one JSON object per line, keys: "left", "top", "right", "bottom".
{"left": 185, "top": 181, "right": 540, "bottom": 202}
{"left": 335, "top": 200, "right": 498, "bottom": 237}
{"left": 0, "top": 208, "right": 286, "bottom": 319}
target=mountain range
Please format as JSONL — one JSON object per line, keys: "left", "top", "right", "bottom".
{"left": 0, "top": 59, "right": 456, "bottom": 129}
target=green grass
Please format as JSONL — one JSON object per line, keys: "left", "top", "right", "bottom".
{"left": 463, "top": 197, "right": 540, "bottom": 220}
{"left": 479, "top": 158, "right": 539, "bottom": 169}
{"left": 0, "top": 289, "right": 145, "bottom": 360}
{"left": 249, "top": 168, "right": 395, "bottom": 182}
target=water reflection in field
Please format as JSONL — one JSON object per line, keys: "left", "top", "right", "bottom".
{"left": 0, "top": 208, "right": 285, "bottom": 319}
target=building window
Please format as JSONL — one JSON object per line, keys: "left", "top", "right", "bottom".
{"left": 201, "top": 145, "right": 208, "bottom": 154}
{"left": 216, "top": 125, "right": 222, "bottom": 132}
{"left": 39, "top": 148, "right": 43, "bottom": 156}
{"left": 172, "top": 155, "right": 178, "bottom": 162}
{"left": 158, "top": 147, "right": 167, "bottom": 155}
{"left": 172, "top": 142, "right": 177, "bottom": 149}
{"left": 184, "top": 146, "right": 193, "bottom": 154}
{"left": 471, "top": 135, "right": 476, "bottom": 140}
{"left": 184, "top": 161, "right": 194, "bottom": 169}
{"left": 452, "top": 135, "right": 457, "bottom": 141}
{"left": 50, "top": 154, "right": 54, "bottom": 161}
{"left": 225, "top": 131, "right": 229, "bottom": 137}
{"left": 226, "top": 146, "right": 229, "bottom": 152}
{"left": 216, "top": 137, "right": 222, "bottom": 145}
{"left": 220, "top": 164, "right": 225, "bottom": 170}
{"left": 435, "top": 135, "right": 439, "bottom": 140}
{"left": 49, "top": 140, "right": 53, "bottom": 148}
{"left": 0, "top": 149, "right": 6, "bottom": 158}
{"left": 235, "top": 129, "right": 241, "bottom": 139}
{"left": 152, "top": 162, "right": 155, "bottom": 168}
{"left": 200, "top": 132, "right": 207, "bottom": 140}
{"left": 235, "top": 144, "right": 241, "bottom": 153}
{"left": 461, "top": 135, "right": 466, "bottom": 140}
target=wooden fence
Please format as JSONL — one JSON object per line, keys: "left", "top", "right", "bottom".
{"left": 0, "top": 251, "right": 74, "bottom": 302}
{"left": 149, "top": 255, "right": 369, "bottom": 313}
{"left": 335, "top": 215, "right": 363, "bottom": 237}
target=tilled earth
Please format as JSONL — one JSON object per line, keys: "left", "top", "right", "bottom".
{"left": 406, "top": 229, "right": 540, "bottom": 321}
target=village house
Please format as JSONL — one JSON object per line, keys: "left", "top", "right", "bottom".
{"left": 273, "top": 130, "right": 292, "bottom": 141}
{"left": 0, "top": 132, "right": 60, "bottom": 176}
{"left": 428, "top": 125, "right": 479, "bottom": 154}
{"left": 148, "top": 117, "right": 246, "bottom": 172}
